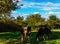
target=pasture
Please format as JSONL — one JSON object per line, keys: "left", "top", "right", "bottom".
{"left": 0, "top": 29, "right": 60, "bottom": 44}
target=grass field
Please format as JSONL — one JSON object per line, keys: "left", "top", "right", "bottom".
{"left": 0, "top": 29, "right": 60, "bottom": 44}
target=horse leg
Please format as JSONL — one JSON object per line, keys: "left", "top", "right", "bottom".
{"left": 36, "top": 34, "right": 39, "bottom": 42}
{"left": 21, "top": 35, "right": 24, "bottom": 44}
{"left": 23, "top": 34, "right": 25, "bottom": 42}
{"left": 24, "top": 33, "right": 26, "bottom": 39}
{"left": 46, "top": 36, "right": 48, "bottom": 40}
{"left": 23, "top": 30, "right": 27, "bottom": 42}
{"left": 43, "top": 36, "right": 45, "bottom": 41}
{"left": 36, "top": 37, "right": 39, "bottom": 41}
{"left": 27, "top": 36, "right": 30, "bottom": 42}
{"left": 46, "top": 34, "right": 49, "bottom": 40}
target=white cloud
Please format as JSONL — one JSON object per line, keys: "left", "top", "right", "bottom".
{"left": 13, "top": 0, "right": 22, "bottom": 3}
{"left": 11, "top": 1, "right": 60, "bottom": 19}
{"left": 40, "top": 2, "right": 60, "bottom": 10}
{"left": 43, "top": 11, "right": 60, "bottom": 19}
{"left": 41, "top": 7, "right": 52, "bottom": 10}
{"left": 54, "top": 12, "right": 60, "bottom": 15}
{"left": 45, "top": 11, "right": 56, "bottom": 15}
{"left": 18, "top": 0, "right": 22, "bottom": 2}
{"left": 11, "top": 11, "right": 29, "bottom": 20}
{"left": 45, "top": 11, "right": 60, "bottom": 18}
{"left": 48, "top": 11, "right": 55, "bottom": 15}
{"left": 21, "top": 14, "right": 28, "bottom": 16}
{"left": 46, "top": 11, "right": 60, "bottom": 15}
{"left": 47, "top": 2, "right": 53, "bottom": 5}
{"left": 11, "top": 11, "right": 18, "bottom": 14}
{"left": 20, "top": 2, "right": 41, "bottom": 8}
{"left": 48, "top": 3, "right": 60, "bottom": 7}
{"left": 34, "top": 12, "right": 39, "bottom": 14}
{"left": 20, "top": 1, "right": 60, "bottom": 11}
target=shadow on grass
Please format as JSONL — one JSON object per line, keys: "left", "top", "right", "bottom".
{"left": 0, "top": 32, "right": 20, "bottom": 39}
{"left": 0, "top": 31, "right": 60, "bottom": 44}
{"left": 30, "top": 32, "right": 60, "bottom": 44}
{"left": 49, "top": 31, "right": 60, "bottom": 40}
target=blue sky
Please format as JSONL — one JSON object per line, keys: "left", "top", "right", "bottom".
{"left": 11, "top": 0, "right": 60, "bottom": 19}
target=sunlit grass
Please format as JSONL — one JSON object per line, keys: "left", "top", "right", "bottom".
{"left": 0, "top": 29, "right": 60, "bottom": 44}
{"left": 52, "top": 29, "right": 60, "bottom": 32}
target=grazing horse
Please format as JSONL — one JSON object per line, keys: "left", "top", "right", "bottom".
{"left": 20, "top": 26, "right": 31, "bottom": 43}
{"left": 36, "top": 25, "right": 52, "bottom": 41}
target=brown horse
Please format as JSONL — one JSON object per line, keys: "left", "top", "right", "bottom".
{"left": 20, "top": 26, "right": 31, "bottom": 43}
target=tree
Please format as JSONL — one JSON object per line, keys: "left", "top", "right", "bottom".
{"left": 0, "top": 0, "right": 15, "bottom": 16}
{"left": 0, "top": 0, "right": 23, "bottom": 23}
{"left": 0, "top": 0, "right": 23, "bottom": 18}
{"left": 0, "top": 0, "right": 24, "bottom": 31}
{"left": 26, "top": 13, "right": 45, "bottom": 26}
{"left": 48, "top": 15, "right": 58, "bottom": 29}
{"left": 14, "top": 16, "right": 24, "bottom": 25}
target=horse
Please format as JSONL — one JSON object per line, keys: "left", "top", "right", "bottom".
{"left": 36, "top": 25, "right": 52, "bottom": 41}
{"left": 26, "top": 26, "right": 31, "bottom": 42}
{"left": 20, "top": 26, "right": 31, "bottom": 43}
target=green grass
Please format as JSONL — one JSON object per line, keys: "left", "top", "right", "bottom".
{"left": 30, "top": 31, "right": 60, "bottom": 44}
{"left": 0, "top": 30, "right": 60, "bottom": 44}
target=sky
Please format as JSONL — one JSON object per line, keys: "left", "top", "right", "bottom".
{"left": 11, "top": 0, "right": 60, "bottom": 19}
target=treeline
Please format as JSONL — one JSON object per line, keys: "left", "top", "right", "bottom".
{"left": 0, "top": 0, "right": 60, "bottom": 31}
{"left": 0, "top": 13, "right": 60, "bottom": 32}
{"left": 0, "top": 19, "right": 20, "bottom": 32}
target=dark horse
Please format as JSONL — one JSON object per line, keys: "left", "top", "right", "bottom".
{"left": 26, "top": 26, "right": 31, "bottom": 42}
{"left": 36, "top": 25, "right": 52, "bottom": 41}
{"left": 20, "top": 26, "right": 31, "bottom": 43}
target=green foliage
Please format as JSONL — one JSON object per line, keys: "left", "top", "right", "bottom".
{"left": 26, "top": 14, "right": 45, "bottom": 26}
{"left": 0, "top": 0, "right": 20, "bottom": 21}
{"left": 17, "top": 16, "right": 24, "bottom": 25}
{"left": 48, "top": 15, "right": 60, "bottom": 29}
